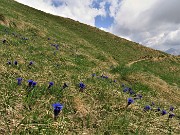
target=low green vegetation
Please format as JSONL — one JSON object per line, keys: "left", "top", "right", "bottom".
{"left": 0, "top": 0, "right": 180, "bottom": 134}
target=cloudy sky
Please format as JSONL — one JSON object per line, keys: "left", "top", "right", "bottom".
{"left": 14, "top": 0, "right": 180, "bottom": 52}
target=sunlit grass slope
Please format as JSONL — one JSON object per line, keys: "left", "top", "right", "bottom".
{"left": 0, "top": 0, "right": 180, "bottom": 134}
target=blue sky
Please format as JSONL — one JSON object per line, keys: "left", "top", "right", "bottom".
{"left": 15, "top": 0, "right": 180, "bottom": 54}
{"left": 93, "top": 1, "right": 114, "bottom": 28}
{"left": 51, "top": 0, "right": 115, "bottom": 29}
{"left": 51, "top": 0, "right": 64, "bottom": 7}
{"left": 95, "top": 15, "right": 114, "bottom": 28}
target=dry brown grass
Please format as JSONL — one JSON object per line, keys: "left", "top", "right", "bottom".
{"left": 0, "top": 14, "right": 10, "bottom": 27}
{"left": 73, "top": 97, "right": 89, "bottom": 117}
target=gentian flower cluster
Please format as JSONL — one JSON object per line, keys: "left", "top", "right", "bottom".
{"left": 7, "top": 60, "right": 18, "bottom": 65}
{"left": 101, "top": 75, "right": 108, "bottom": 79}
{"left": 122, "top": 86, "right": 136, "bottom": 96}
{"left": 27, "top": 80, "right": 37, "bottom": 88}
{"left": 123, "top": 87, "right": 129, "bottom": 92}
{"left": 7, "top": 32, "right": 177, "bottom": 124}
{"left": 144, "top": 104, "right": 176, "bottom": 120}
{"left": 168, "top": 113, "right": 175, "bottom": 119}
{"left": 51, "top": 44, "right": 59, "bottom": 50}
{"left": 22, "top": 37, "right": 28, "bottom": 40}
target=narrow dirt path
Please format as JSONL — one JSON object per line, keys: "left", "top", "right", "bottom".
{"left": 126, "top": 58, "right": 148, "bottom": 67}
{"left": 126, "top": 55, "right": 172, "bottom": 67}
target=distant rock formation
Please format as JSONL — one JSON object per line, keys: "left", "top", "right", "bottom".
{"left": 165, "top": 48, "right": 180, "bottom": 56}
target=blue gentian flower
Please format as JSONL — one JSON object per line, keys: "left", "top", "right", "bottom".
{"left": 79, "top": 82, "right": 85, "bottom": 89}
{"left": 7, "top": 61, "right": 11, "bottom": 65}
{"left": 55, "top": 45, "right": 59, "bottom": 50}
{"left": 14, "top": 61, "right": 18, "bottom": 65}
{"left": 49, "top": 82, "right": 54, "bottom": 86}
{"left": 52, "top": 103, "right": 63, "bottom": 118}
{"left": 17, "top": 78, "right": 22, "bottom": 85}
{"left": 104, "top": 76, "right": 108, "bottom": 79}
{"left": 168, "top": 113, "right": 175, "bottom": 119}
{"left": 22, "top": 37, "right": 28, "bottom": 40}
{"left": 151, "top": 102, "right": 155, "bottom": 106}
{"left": 28, "top": 80, "right": 33, "bottom": 87}
{"left": 121, "top": 84, "right": 125, "bottom": 87}
{"left": 134, "top": 96, "right": 138, "bottom": 100}
{"left": 157, "top": 107, "right": 161, "bottom": 111}
{"left": 129, "top": 90, "right": 135, "bottom": 95}
{"left": 113, "top": 80, "right": 117, "bottom": 83}
{"left": 161, "top": 110, "right": 167, "bottom": 115}
{"left": 3, "top": 39, "right": 6, "bottom": 44}
{"left": 62, "top": 83, "right": 68, "bottom": 89}
{"left": 48, "top": 82, "right": 54, "bottom": 89}
{"left": 170, "top": 106, "right": 174, "bottom": 112}
{"left": 127, "top": 98, "right": 134, "bottom": 106}
{"left": 92, "top": 73, "right": 96, "bottom": 77}
{"left": 138, "top": 94, "right": 142, "bottom": 99}
{"left": 29, "top": 61, "right": 33, "bottom": 65}
{"left": 101, "top": 75, "right": 108, "bottom": 79}
{"left": 32, "top": 82, "right": 37, "bottom": 87}
{"left": 79, "top": 82, "right": 86, "bottom": 92}
{"left": 144, "top": 105, "right": 151, "bottom": 111}
{"left": 134, "top": 94, "right": 142, "bottom": 100}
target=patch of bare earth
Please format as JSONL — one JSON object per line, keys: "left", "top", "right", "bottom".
{"left": 126, "top": 58, "right": 148, "bottom": 67}
{"left": 73, "top": 97, "right": 89, "bottom": 117}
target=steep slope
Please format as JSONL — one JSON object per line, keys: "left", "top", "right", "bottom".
{"left": 0, "top": 0, "right": 180, "bottom": 134}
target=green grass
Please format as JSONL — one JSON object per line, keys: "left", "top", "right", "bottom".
{"left": 0, "top": 0, "right": 180, "bottom": 134}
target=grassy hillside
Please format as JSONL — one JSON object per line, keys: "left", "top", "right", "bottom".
{"left": 0, "top": 0, "right": 180, "bottom": 134}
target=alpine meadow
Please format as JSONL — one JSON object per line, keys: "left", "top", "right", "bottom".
{"left": 0, "top": 0, "right": 180, "bottom": 134}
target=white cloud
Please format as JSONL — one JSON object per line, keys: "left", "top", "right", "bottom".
{"left": 15, "top": 0, "right": 106, "bottom": 26}
{"left": 109, "top": 0, "right": 180, "bottom": 52}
